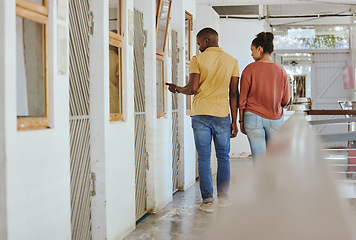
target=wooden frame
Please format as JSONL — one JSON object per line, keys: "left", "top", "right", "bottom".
{"left": 155, "top": 0, "right": 172, "bottom": 118}
{"left": 185, "top": 11, "right": 192, "bottom": 62}
{"left": 185, "top": 11, "right": 192, "bottom": 115}
{"left": 185, "top": 66, "right": 191, "bottom": 116}
{"left": 109, "top": 0, "right": 124, "bottom": 122}
{"left": 156, "top": 0, "right": 172, "bottom": 53}
{"left": 16, "top": 0, "right": 49, "bottom": 130}
{"left": 156, "top": 57, "right": 166, "bottom": 118}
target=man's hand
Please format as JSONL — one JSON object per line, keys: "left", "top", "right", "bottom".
{"left": 166, "top": 83, "right": 178, "bottom": 93}
{"left": 240, "top": 122, "right": 246, "bottom": 135}
{"left": 231, "top": 122, "right": 238, "bottom": 138}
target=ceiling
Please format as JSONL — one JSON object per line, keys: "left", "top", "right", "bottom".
{"left": 196, "top": 0, "right": 356, "bottom": 5}
{"left": 197, "top": 0, "right": 356, "bottom": 26}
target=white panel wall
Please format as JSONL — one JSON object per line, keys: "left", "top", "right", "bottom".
{"left": 90, "top": 0, "right": 136, "bottom": 239}
{"left": 105, "top": 0, "right": 136, "bottom": 237}
{"left": 2, "top": 0, "right": 72, "bottom": 239}
{"left": 170, "top": 0, "right": 197, "bottom": 191}
{"left": 351, "top": 7, "right": 356, "bottom": 100}
{"left": 133, "top": 0, "right": 156, "bottom": 213}
{"left": 183, "top": 0, "right": 197, "bottom": 190}
{"left": 134, "top": 0, "right": 174, "bottom": 215}
{"left": 0, "top": 0, "right": 8, "bottom": 238}
{"left": 155, "top": 32, "right": 174, "bottom": 211}
{"left": 196, "top": 4, "right": 220, "bottom": 35}
{"left": 89, "top": 0, "right": 109, "bottom": 238}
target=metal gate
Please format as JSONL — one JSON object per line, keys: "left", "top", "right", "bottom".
{"left": 134, "top": 9, "right": 148, "bottom": 221}
{"left": 171, "top": 30, "right": 180, "bottom": 193}
{"left": 311, "top": 52, "right": 351, "bottom": 148}
{"left": 69, "top": 0, "right": 92, "bottom": 239}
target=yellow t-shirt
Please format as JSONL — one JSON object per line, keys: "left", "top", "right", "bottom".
{"left": 189, "top": 47, "right": 239, "bottom": 117}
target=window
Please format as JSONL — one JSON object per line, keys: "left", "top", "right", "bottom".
{"left": 273, "top": 26, "right": 350, "bottom": 50}
{"left": 156, "top": 58, "right": 165, "bottom": 118}
{"left": 185, "top": 11, "right": 192, "bottom": 115}
{"left": 156, "top": 0, "right": 172, "bottom": 118}
{"left": 16, "top": 0, "right": 49, "bottom": 130}
{"left": 109, "top": 0, "right": 124, "bottom": 122}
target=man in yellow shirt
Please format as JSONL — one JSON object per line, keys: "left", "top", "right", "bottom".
{"left": 166, "top": 28, "right": 239, "bottom": 213}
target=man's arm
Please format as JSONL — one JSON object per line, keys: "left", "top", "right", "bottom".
{"left": 166, "top": 73, "right": 200, "bottom": 95}
{"left": 230, "top": 76, "right": 239, "bottom": 138}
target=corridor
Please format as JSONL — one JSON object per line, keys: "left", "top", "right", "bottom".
{"left": 125, "top": 157, "right": 253, "bottom": 240}
{"left": 2, "top": 0, "right": 356, "bottom": 239}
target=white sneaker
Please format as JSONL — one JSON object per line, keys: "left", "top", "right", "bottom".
{"left": 198, "top": 202, "right": 214, "bottom": 213}
{"left": 217, "top": 199, "right": 232, "bottom": 208}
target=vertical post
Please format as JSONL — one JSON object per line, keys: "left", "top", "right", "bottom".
{"left": 0, "top": 0, "right": 10, "bottom": 238}
{"left": 351, "top": 6, "right": 356, "bottom": 100}
{"left": 89, "top": 0, "right": 108, "bottom": 238}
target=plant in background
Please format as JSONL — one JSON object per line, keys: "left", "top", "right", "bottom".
{"left": 297, "top": 34, "right": 347, "bottom": 49}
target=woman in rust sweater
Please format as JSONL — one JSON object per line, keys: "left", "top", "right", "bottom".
{"left": 239, "top": 32, "right": 291, "bottom": 159}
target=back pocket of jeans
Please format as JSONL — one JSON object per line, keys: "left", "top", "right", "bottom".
{"left": 192, "top": 116, "right": 207, "bottom": 130}
{"left": 270, "top": 118, "right": 283, "bottom": 131}
{"left": 244, "top": 112, "right": 258, "bottom": 130}
{"left": 215, "top": 117, "right": 230, "bottom": 133}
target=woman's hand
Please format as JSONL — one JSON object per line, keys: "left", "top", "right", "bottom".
{"left": 231, "top": 122, "right": 238, "bottom": 138}
{"left": 240, "top": 122, "right": 246, "bottom": 135}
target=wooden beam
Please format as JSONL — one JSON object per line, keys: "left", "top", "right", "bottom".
{"left": 156, "top": 51, "right": 165, "bottom": 61}
{"left": 162, "top": 0, "right": 172, "bottom": 53}
{"left": 16, "top": 0, "right": 48, "bottom": 16}
{"left": 156, "top": 0, "right": 162, "bottom": 34}
{"left": 16, "top": 6, "right": 48, "bottom": 24}
{"left": 17, "top": 117, "right": 50, "bottom": 130}
{"left": 157, "top": 112, "right": 166, "bottom": 118}
{"left": 109, "top": 31, "right": 124, "bottom": 42}
{"left": 109, "top": 38, "right": 123, "bottom": 48}
{"left": 110, "top": 113, "right": 124, "bottom": 122}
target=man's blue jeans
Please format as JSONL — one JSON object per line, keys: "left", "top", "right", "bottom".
{"left": 192, "top": 115, "right": 231, "bottom": 203}
{"left": 244, "top": 111, "right": 284, "bottom": 158}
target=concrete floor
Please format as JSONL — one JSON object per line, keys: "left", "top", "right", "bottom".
{"left": 125, "top": 158, "right": 253, "bottom": 240}
{"left": 125, "top": 157, "right": 356, "bottom": 240}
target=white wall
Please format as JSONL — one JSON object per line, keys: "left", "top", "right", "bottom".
{"left": 3, "top": 0, "right": 72, "bottom": 239}
{"left": 89, "top": 0, "right": 109, "bottom": 238}
{"left": 134, "top": 0, "right": 176, "bottom": 215}
{"left": 183, "top": 0, "right": 197, "bottom": 191}
{"left": 196, "top": 4, "right": 220, "bottom": 34}
{"left": 0, "top": 0, "right": 8, "bottom": 238}
{"left": 89, "top": 0, "right": 137, "bottom": 239}
{"left": 170, "top": 0, "right": 197, "bottom": 191}
{"left": 105, "top": 0, "right": 136, "bottom": 238}
{"left": 220, "top": 18, "right": 266, "bottom": 157}
{"left": 351, "top": 7, "right": 356, "bottom": 100}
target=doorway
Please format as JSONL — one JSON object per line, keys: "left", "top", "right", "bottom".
{"left": 68, "top": 0, "right": 93, "bottom": 239}
{"left": 171, "top": 30, "right": 180, "bottom": 193}
{"left": 134, "top": 9, "right": 148, "bottom": 221}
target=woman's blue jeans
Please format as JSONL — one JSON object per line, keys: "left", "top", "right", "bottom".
{"left": 244, "top": 111, "right": 284, "bottom": 158}
{"left": 192, "top": 115, "right": 231, "bottom": 203}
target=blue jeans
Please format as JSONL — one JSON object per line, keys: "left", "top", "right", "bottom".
{"left": 192, "top": 115, "right": 231, "bottom": 203}
{"left": 244, "top": 111, "right": 284, "bottom": 158}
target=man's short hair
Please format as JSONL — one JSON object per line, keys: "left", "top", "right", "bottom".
{"left": 196, "top": 27, "right": 218, "bottom": 38}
